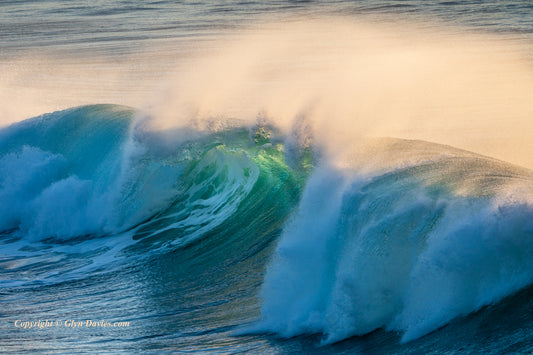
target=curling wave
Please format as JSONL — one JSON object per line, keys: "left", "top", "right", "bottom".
{"left": 0, "top": 104, "right": 307, "bottom": 244}
{"left": 0, "top": 104, "right": 308, "bottom": 286}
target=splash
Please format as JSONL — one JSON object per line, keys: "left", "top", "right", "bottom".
{"left": 254, "top": 139, "right": 533, "bottom": 343}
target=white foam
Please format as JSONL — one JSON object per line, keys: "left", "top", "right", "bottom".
{"left": 256, "top": 146, "right": 533, "bottom": 343}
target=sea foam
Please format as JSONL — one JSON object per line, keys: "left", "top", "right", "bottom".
{"left": 257, "top": 140, "right": 533, "bottom": 343}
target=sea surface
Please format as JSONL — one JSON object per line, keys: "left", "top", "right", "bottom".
{"left": 2, "top": 1, "right": 533, "bottom": 354}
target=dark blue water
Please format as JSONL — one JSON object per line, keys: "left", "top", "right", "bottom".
{"left": 2, "top": 1, "right": 533, "bottom": 354}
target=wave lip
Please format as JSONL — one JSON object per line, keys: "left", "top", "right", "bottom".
{"left": 255, "top": 140, "right": 533, "bottom": 344}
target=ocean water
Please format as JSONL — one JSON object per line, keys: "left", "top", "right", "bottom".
{"left": 2, "top": 1, "right": 533, "bottom": 354}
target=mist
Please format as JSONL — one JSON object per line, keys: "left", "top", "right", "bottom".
{"left": 2, "top": 18, "right": 533, "bottom": 168}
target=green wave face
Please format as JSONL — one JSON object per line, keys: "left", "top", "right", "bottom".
{"left": 126, "top": 126, "right": 308, "bottom": 252}
{"left": 0, "top": 104, "right": 309, "bottom": 251}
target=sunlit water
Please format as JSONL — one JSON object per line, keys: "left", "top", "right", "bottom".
{"left": 2, "top": 1, "right": 533, "bottom": 354}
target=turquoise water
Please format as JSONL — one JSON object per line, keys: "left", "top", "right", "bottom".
{"left": 2, "top": 2, "right": 533, "bottom": 354}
